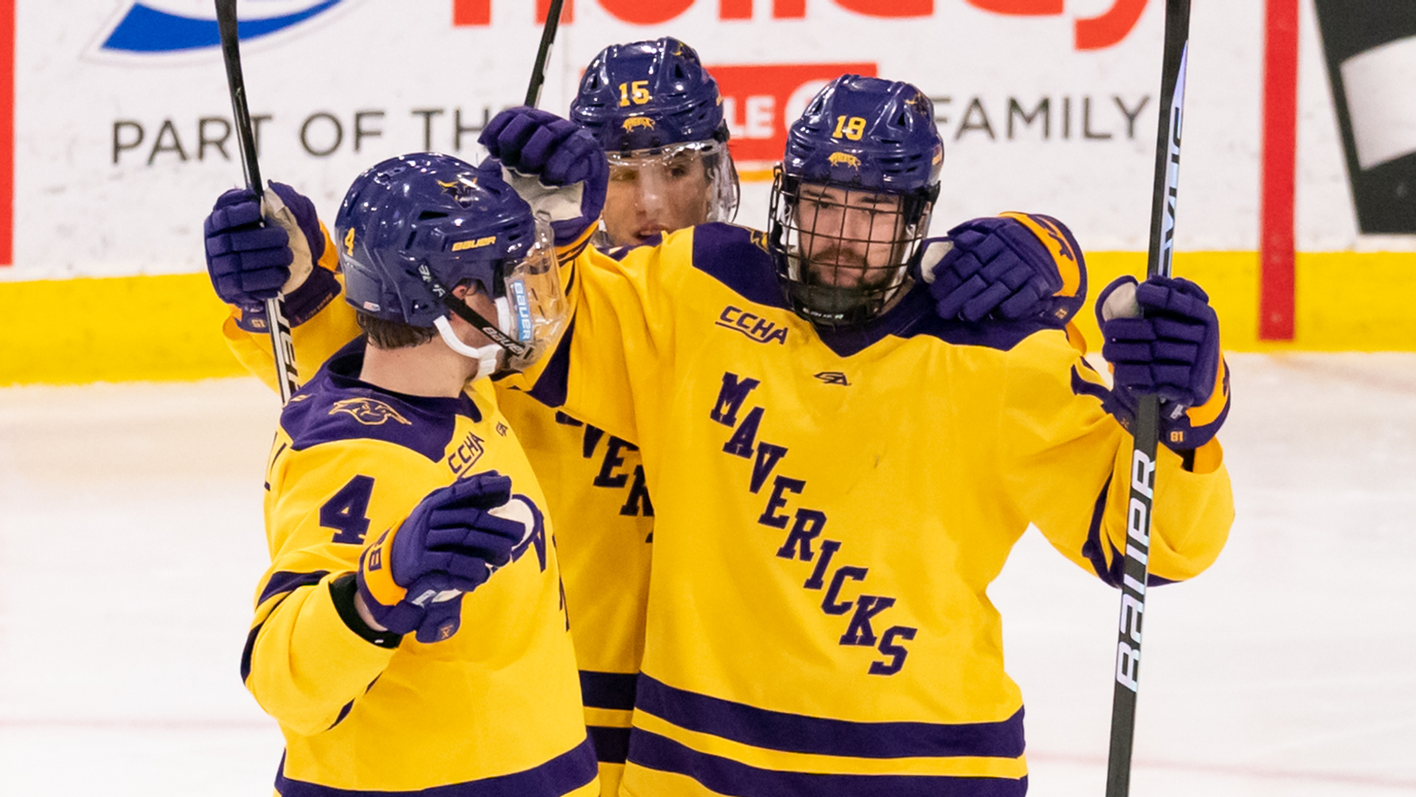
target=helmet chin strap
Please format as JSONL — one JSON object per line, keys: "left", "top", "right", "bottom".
{"left": 433, "top": 295, "right": 513, "bottom": 380}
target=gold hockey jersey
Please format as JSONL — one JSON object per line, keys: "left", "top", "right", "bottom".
{"left": 226, "top": 271, "right": 653, "bottom": 793}
{"left": 511, "top": 222, "right": 1234, "bottom": 796}
{"left": 245, "top": 341, "right": 597, "bottom": 795}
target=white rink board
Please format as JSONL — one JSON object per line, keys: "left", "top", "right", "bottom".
{"left": 3, "top": 0, "right": 1393, "bottom": 281}
{"left": 2, "top": 354, "right": 1415, "bottom": 794}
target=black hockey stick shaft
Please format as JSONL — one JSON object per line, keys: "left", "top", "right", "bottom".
{"left": 524, "top": 0, "right": 566, "bottom": 107}
{"left": 215, "top": 0, "right": 298, "bottom": 403}
{"left": 1105, "top": 2, "right": 1190, "bottom": 795}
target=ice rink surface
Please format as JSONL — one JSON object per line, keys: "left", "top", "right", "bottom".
{"left": 2, "top": 352, "right": 1414, "bottom": 796}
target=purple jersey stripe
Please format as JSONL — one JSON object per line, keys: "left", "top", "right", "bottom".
{"left": 1080, "top": 476, "right": 1118, "bottom": 587}
{"left": 275, "top": 735, "right": 597, "bottom": 796}
{"left": 327, "top": 699, "right": 354, "bottom": 731}
{"left": 587, "top": 725, "right": 631, "bottom": 765}
{"left": 525, "top": 315, "right": 576, "bottom": 410}
{"left": 1076, "top": 458, "right": 1178, "bottom": 588}
{"left": 634, "top": 675, "right": 1025, "bottom": 759}
{"left": 629, "top": 729, "right": 1028, "bottom": 797}
{"left": 239, "top": 623, "right": 261, "bottom": 684}
{"left": 257, "top": 570, "right": 330, "bottom": 606}
{"left": 242, "top": 573, "right": 332, "bottom": 683}
{"left": 580, "top": 670, "right": 638, "bottom": 711}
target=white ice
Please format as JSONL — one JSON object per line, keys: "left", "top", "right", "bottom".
{"left": 1, "top": 353, "right": 1414, "bottom": 796}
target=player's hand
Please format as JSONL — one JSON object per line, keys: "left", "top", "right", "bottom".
{"left": 204, "top": 181, "right": 324, "bottom": 309}
{"left": 479, "top": 106, "right": 608, "bottom": 248}
{"left": 1097, "top": 275, "right": 1229, "bottom": 450}
{"left": 355, "top": 472, "right": 531, "bottom": 643}
{"left": 920, "top": 214, "right": 1086, "bottom": 325}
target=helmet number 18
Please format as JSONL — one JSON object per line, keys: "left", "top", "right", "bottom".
{"left": 832, "top": 115, "right": 867, "bottom": 141}
{"left": 618, "top": 80, "right": 653, "bottom": 107}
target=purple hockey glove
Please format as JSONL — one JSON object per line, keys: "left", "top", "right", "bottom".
{"left": 1097, "top": 275, "right": 1229, "bottom": 450}
{"left": 921, "top": 213, "right": 1086, "bottom": 325}
{"left": 356, "top": 472, "right": 529, "bottom": 643}
{"left": 204, "top": 181, "right": 325, "bottom": 309}
{"left": 479, "top": 107, "right": 607, "bottom": 248}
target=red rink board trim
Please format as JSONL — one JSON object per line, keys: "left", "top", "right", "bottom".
{"left": 1, "top": 0, "right": 13, "bottom": 267}
{"left": 1260, "top": 0, "right": 1298, "bottom": 340}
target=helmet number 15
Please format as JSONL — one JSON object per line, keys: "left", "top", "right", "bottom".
{"left": 619, "top": 80, "right": 652, "bottom": 107}
{"left": 832, "top": 115, "right": 867, "bottom": 141}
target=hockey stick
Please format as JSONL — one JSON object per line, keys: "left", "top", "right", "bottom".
{"left": 1104, "top": 2, "right": 1191, "bottom": 796}
{"left": 215, "top": 0, "right": 299, "bottom": 403}
{"left": 524, "top": 0, "right": 566, "bottom": 107}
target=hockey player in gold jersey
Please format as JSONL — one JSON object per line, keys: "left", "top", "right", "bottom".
{"left": 204, "top": 63, "right": 1111, "bottom": 797}
{"left": 238, "top": 152, "right": 598, "bottom": 795}
{"left": 207, "top": 40, "right": 733, "bottom": 794}
{"left": 477, "top": 76, "right": 1234, "bottom": 796}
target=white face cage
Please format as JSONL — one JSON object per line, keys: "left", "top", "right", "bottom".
{"left": 768, "top": 171, "right": 933, "bottom": 328}
{"left": 598, "top": 140, "right": 740, "bottom": 247}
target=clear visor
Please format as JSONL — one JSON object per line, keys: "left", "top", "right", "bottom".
{"left": 599, "top": 140, "right": 739, "bottom": 247}
{"left": 496, "top": 219, "right": 568, "bottom": 371}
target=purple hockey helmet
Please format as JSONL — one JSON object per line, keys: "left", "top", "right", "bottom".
{"left": 571, "top": 37, "right": 739, "bottom": 245}
{"left": 337, "top": 153, "right": 566, "bottom": 369}
{"left": 769, "top": 75, "right": 944, "bottom": 328}
{"left": 570, "top": 37, "right": 728, "bottom": 152}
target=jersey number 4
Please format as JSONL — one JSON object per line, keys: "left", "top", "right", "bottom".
{"left": 321, "top": 475, "right": 375, "bottom": 544}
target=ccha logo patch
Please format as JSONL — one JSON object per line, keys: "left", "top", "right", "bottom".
{"left": 98, "top": 0, "right": 347, "bottom": 54}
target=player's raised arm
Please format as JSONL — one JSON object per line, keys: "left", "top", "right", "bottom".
{"left": 479, "top": 106, "right": 608, "bottom": 261}
{"left": 203, "top": 181, "right": 359, "bottom": 392}
{"left": 478, "top": 107, "right": 668, "bottom": 444}
{"left": 1016, "top": 273, "right": 1232, "bottom": 587}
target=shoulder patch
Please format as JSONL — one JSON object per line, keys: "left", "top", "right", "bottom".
{"left": 329, "top": 398, "right": 412, "bottom": 427}
{"left": 281, "top": 346, "right": 478, "bottom": 463}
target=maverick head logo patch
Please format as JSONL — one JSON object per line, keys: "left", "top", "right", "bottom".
{"left": 330, "top": 398, "right": 412, "bottom": 426}
{"left": 438, "top": 178, "right": 480, "bottom": 208}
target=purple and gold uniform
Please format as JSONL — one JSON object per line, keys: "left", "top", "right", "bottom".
{"left": 245, "top": 340, "right": 598, "bottom": 795}
{"left": 509, "top": 222, "right": 1233, "bottom": 796}
{"left": 227, "top": 279, "right": 654, "bottom": 793}
{"left": 499, "top": 389, "right": 654, "bottom": 790}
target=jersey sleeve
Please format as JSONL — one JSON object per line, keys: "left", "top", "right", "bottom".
{"left": 999, "top": 336, "right": 1233, "bottom": 586}
{"left": 508, "top": 235, "right": 685, "bottom": 446}
{"left": 221, "top": 223, "right": 362, "bottom": 394}
{"left": 242, "top": 431, "right": 441, "bottom": 736}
